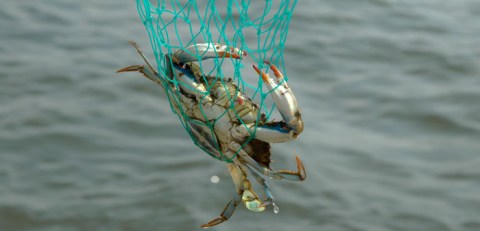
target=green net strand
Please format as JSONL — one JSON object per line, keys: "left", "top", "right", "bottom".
{"left": 136, "top": 0, "right": 298, "bottom": 162}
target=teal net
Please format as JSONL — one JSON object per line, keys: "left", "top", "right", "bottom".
{"left": 135, "top": 0, "right": 298, "bottom": 162}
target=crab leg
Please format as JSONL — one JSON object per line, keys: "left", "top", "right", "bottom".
{"left": 246, "top": 153, "right": 306, "bottom": 181}
{"left": 229, "top": 142, "right": 306, "bottom": 181}
{"left": 116, "top": 64, "right": 159, "bottom": 85}
{"left": 253, "top": 62, "right": 304, "bottom": 137}
{"left": 201, "top": 163, "right": 243, "bottom": 228}
{"left": 116, "top": 42, "right": 193, "bottom": 119}
{"left": 202, "top": 162, "right": 263, "bottom": 228}
{"left": 236, "top": 164, "right": 265, "bottom": 212}
{"left": 116, "top": 41, "right": 166, "bottom": 88}
{"left": 246, "top": 165, "right": 276, "bottom": 208}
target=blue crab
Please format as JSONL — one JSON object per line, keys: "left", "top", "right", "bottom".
{"left": 117, "top": 41, "right": 305, "bottom": 228}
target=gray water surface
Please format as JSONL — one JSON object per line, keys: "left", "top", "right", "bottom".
{"left": 1, "top": 0, "right": 480, "bottom": 231}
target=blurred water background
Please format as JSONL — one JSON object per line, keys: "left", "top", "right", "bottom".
{"left": 1, "top": 0, "right": 480, "bottom": 231}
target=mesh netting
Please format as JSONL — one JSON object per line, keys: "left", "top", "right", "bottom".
{"left": 136, "top": 0, "right": 298, "bottom": 162}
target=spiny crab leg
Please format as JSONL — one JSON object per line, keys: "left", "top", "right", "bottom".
{"left": 253, "top": 62, "right": 304, "bottom": 137}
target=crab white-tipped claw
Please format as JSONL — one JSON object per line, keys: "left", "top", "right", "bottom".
{"left": 173, "top": 43, "right": 247, "bottom": 64}
{"left": 264, "top": 61, "right": 285, "bottom": 84}
{"left": 252, "top": 63, "right": 304, "bottom": 136}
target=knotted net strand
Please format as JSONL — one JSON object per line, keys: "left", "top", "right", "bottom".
{"left": 136, "top": 0, "right": 298, "bottom": 162}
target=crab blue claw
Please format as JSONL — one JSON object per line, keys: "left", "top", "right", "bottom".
{"left": 254, "top": 122, "right": 293, "bottom": 143}
{"left": 253, "top": 63, "right": 304, "bottom": 137}
{"left": 173, "top": 43, "right": 247, "bottom": 64}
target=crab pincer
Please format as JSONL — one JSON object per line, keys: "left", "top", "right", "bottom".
{"left": 253, "top": 62, "right": 304, "bottom": 136}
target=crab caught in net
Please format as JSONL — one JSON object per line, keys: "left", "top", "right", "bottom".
{"left": 118, "top": 0, "right": 304, "bottom": 228}
{"left": 117, "top": 41, "right": 305, "bottom": 227}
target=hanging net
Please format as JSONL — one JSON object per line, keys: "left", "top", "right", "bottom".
{"left": 135, "top": 0, "right": 298, "bottom": 162}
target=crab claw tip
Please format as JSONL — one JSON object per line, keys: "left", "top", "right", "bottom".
{"left": 252, "top": 65, "right": 270, "bottom": 82}
{"left": 116, "top": 65, "right": 141, "bottom": 73}
{"left": 295, "top": 155, "right": 306, "bottom": 181}
{"left": 252, "top": 64, "right": 260, "bottom": 73}
{"left": 218, "top": 51, "right": 242, "bottom": 59}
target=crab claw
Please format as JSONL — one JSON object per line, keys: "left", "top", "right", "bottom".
{"left": 253, "top": 63, "right": 304, "bottom": 136}
{"left": 173, "top": 43, "right": 247, "bottom": 64}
